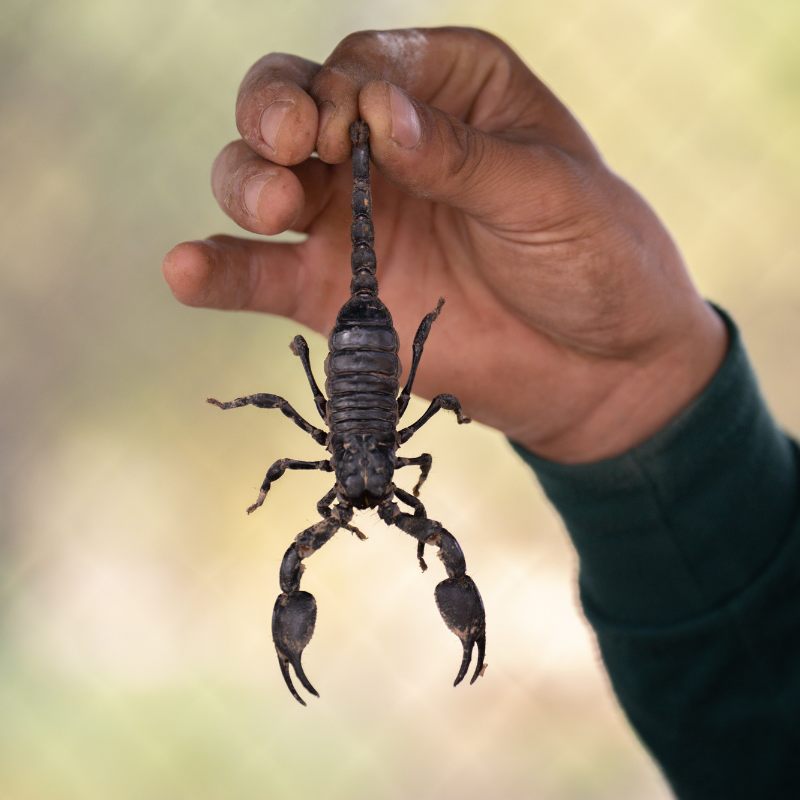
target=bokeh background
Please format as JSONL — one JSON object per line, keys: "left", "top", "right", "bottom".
{"left": 2, "top": 1, "right": 799, "bottom": 798}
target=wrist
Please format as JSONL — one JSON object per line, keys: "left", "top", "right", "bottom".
{"left": 513, "top": 301, "right": 728, "bottom": 464}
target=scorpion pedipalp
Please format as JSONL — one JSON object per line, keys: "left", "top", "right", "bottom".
{"left": 271, "top": 507, "right": 356, "bottom": 705}
{"left": 379, "top": 500, "right": 487, "bottom": 686}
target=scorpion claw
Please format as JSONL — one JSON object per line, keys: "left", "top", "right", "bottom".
{"left": 272, "top": 590, "right": 319, "bottom": 705}
{"left": 276, "top": 654, "right": 311, "bottom": 706}
{"left": 469, "top": 632, "right": 488, "bottom": 685}
{"left": 434, "top": 575, "right": 487, "bottom": 687}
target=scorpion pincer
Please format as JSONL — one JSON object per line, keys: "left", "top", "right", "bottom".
{"left": 207, "top": 121, "right": 487, "bottom": 705}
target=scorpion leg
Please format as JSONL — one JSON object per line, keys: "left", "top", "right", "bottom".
{"left": 207, "top": 393, "right": 327, "bottom": 446}
{"left": 378, "top": 498, "right": 486, "bottom": 687}
{"left": 398, "top": 394, "right": 471, "bottom": 444}
{"left": 246, "top": 458, "right": 332, "bottom": 515}
{"left": 273, "top": 500, "right": 355, "bottom": 705}
{"left": 397, "top": 298, "right": 445, "bottom": 419}
{"left": 290, "top": 335, "right": 327, "bottom": 420}
{"left": 395, "top": 453, "right": 433, "bottom": 497}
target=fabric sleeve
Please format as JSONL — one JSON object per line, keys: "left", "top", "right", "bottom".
{"left": 511, "top": 308, "right": 800, "bottom": 799}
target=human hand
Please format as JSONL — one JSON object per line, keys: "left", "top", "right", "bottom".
{"left": 162, "top": 27, "right": 726, "bottom": 462}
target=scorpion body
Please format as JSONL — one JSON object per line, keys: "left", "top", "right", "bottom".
{"left": 208, "top": 121, "right": 486, "bottom": 705}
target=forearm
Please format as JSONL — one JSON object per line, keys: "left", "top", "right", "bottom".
{"left": 513, "top": 308, "right": 800, "bottom": 798}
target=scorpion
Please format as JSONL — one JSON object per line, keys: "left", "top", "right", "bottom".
{"left": 208, "top": 121, "right": 486, "bottom": 705}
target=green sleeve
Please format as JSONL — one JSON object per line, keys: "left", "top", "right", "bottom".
{"left": 511, "top": 309, "right": 800, "bottom": 799}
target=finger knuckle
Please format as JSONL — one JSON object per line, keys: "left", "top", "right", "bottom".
{"left": 440, "top": 118, "right": 485, "bottom": 185}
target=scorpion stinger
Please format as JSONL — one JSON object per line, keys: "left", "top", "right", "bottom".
{"left": 207, "top": 119, "right": 485, "bottom": 704}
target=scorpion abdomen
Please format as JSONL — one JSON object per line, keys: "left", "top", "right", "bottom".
{"left": 324, "top": 294, "right": 402, "bottom": 438}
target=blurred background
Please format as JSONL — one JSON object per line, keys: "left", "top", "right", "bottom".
{"left": 1, "top": 0, "right": 798, "bottom": 798}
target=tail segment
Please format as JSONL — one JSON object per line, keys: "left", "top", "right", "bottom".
{"left": 349, "top": 121, "right": 378, "bottom": 297}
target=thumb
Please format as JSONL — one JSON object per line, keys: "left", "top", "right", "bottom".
{"left": 358, "top": 79, "right": 580, "bottom": 227}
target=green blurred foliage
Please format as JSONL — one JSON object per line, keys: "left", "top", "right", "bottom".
{"left": 1, "top": 1, "right": 798, "bottom": 798}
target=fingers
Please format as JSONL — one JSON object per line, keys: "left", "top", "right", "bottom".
{"left": 235, "top": 54, "right": 322, "bottom": 166}
{"left": 235, "top": 28, "right": 535, "bottom": 165}
{"left": 309, "top": 28, "right": 530, "bottom": 161}
{"left": 210, "top": 140, "right": 335, "bottom": 236}
{"left": 161, "top": 236, "right": 305, "bottom": 317}
{"left": 162, "top": 234, "right": 352, "bottom": 334}
{"left": 227, "top": 28, "right": 598, "bottom": 228}
{"left": 213, "top": 95, "right": 518, "bottom": 237}
{"left": 236, "top": 28, "right": 595, "bottom": 160}
{"left": 211, "top": 141, "right": 303, "bottom": 235}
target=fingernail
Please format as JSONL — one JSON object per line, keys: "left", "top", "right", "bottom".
{"left": 388, "top": 84, "right": 422, "bottom": 149}
{"left": 259, "top": 100, "right": 292, "bottom": 151}
{"left": 243, "top": 173, "right": 274, "bottom": 219}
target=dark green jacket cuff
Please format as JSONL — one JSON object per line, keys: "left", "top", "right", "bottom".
{"left": 511, "top": 308, "right": 798, "bottom": 627}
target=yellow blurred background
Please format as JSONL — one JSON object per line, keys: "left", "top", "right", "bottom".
{"left": 1, "top": 1, "right": 798, "bottom": 798}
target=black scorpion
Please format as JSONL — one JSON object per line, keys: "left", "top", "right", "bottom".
{"left": 208, "top": 121, "right": 487, "bottom": 705}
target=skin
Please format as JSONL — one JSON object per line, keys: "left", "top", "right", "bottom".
{"left": 162, "top": 27, "right": 727, "bottom": 463}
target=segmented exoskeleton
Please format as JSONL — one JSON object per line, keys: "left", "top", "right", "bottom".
{"left": 208, "top": 121, "right": 486, "bottom": 705}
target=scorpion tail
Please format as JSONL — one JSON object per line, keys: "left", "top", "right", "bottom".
{"left": 349, "top": 121, "right": 379, "bottom": 298}
{"left": 272, "top": 590, "right": 320, "bottom": 705}
{"left": 434, "top": 575, "right": 487, "bottom": 686}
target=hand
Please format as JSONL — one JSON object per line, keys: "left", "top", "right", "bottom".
{"left": 162, "top": 27, "right": 726, "bottom": 462}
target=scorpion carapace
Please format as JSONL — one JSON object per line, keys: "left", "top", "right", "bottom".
{"left": 208, "top": 120, "right": 486, "bottom": 705}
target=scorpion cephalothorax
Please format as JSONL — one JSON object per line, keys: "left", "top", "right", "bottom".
{"left": 208, "top": 121, "right": 486, "bottom": 705}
